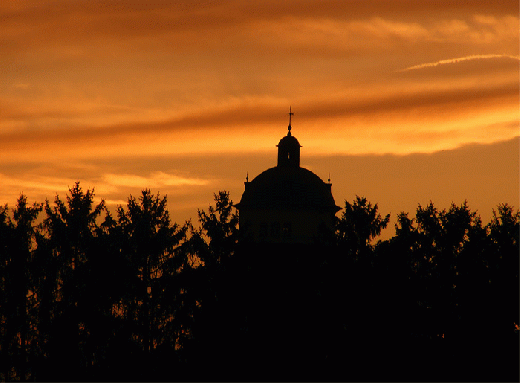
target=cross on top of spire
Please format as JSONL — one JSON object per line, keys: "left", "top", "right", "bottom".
{"left": 288, "top": 106, "right": 294, "bottom": 135}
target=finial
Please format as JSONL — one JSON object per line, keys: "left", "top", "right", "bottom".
{"left": 288, "top": 106, "right": 294, "bottom": 135}
{"left": 246, "top": 172, "right": 249, "bottom": 182}
{"left": 328, "top": 173, "right": 331, "bottom": 183}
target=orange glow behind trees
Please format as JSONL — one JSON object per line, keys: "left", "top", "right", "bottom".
{"left": 0, "top": 0, "right": 518, "bottom": 232}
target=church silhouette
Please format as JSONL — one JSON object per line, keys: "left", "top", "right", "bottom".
{"left": 236, "top": 108, "right": 340, "bottom": 244}
{"left": 210, "top": 109, "right": 345, "bottom": 380}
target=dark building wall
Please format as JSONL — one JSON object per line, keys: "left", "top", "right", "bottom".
{"left": 239, "top": 207, "right": 336, "bottom": 244}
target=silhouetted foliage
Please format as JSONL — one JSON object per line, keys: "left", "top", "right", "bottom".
{"left": 0, "top": 184, "right": 518, "bottom": 381}
{"left": 116, "top": 191, "right": 187, "bottom": 352}
{"left": 376, "top": 201, "right": 519, "bottom": 381}
{"left": 0, "top": 196, "right": 42, "bottom": 381}
{"left": 38, "top": 183, "right": 108, "bottom": 380}
{"left": 336, "top": 195, "right": 390, "bottom": 261}
{"left": 178, "top": 191, "right": 243, "bottom": 380}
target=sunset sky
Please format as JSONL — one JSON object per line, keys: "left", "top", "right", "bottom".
{"left": 1, "top": 0, "right": 518, "bottom": 236}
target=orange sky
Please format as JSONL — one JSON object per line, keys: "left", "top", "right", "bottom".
{"left": 1, "top": 0, "right": 518, "bottom": 236}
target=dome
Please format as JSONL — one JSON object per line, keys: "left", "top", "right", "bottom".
{"left": 238, "top": 166, "right": 340, "bottom": 211}
{"left": 277, "top": 134, "right": 301, "bottom": 149}
{"left": 237, "top": 110, "right": 340, "bottom": 244}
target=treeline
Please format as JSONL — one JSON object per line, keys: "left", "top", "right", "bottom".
{"left": 0, "top": 183, "right": 518, "bottom": 381}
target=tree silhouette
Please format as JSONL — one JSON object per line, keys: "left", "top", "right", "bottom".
{"left": 115, "top": 190, "right": 187, "bottom": 370}
{"left": 483, "top": 203, "right": 519, "bottom": 378}
{"left": 178, "top": 191, "right": 244, "bottom": 380}
{"left": 191, "top": 190, "right": 239, "bottom": 269}
{"left": 0, "top": 196, "right": 42, "bottom": 381}
{"left": 38, "top": 183, "right": 107, "bottom": 380}
{"left": 378, "top": 201, "right": 519, "bottom": 381}
{"left": 0, "top": 184, "right": 518, "bottom": 381}
{"left": 336, "top": 195, "right": 390, "bottom": 261}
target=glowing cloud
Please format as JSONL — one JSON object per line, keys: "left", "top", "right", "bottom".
{"left": 103, "top": 172, "right": 210, "bottom": 188}
{"left": 399, "top": 54, "right": 520, "bottom": 72}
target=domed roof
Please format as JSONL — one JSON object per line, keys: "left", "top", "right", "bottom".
{"left": 238, "top": 166, "right": 340, "bottom": 211}
{"left": 277, "top": 133, "right": 301, "bottom": 148}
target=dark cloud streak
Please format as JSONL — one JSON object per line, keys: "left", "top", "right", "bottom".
{"left": 0, "top": 80, "right": 517, "bottom": 150}
{"left": 1, "top": 0, "right": 517, "bottom": 56}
